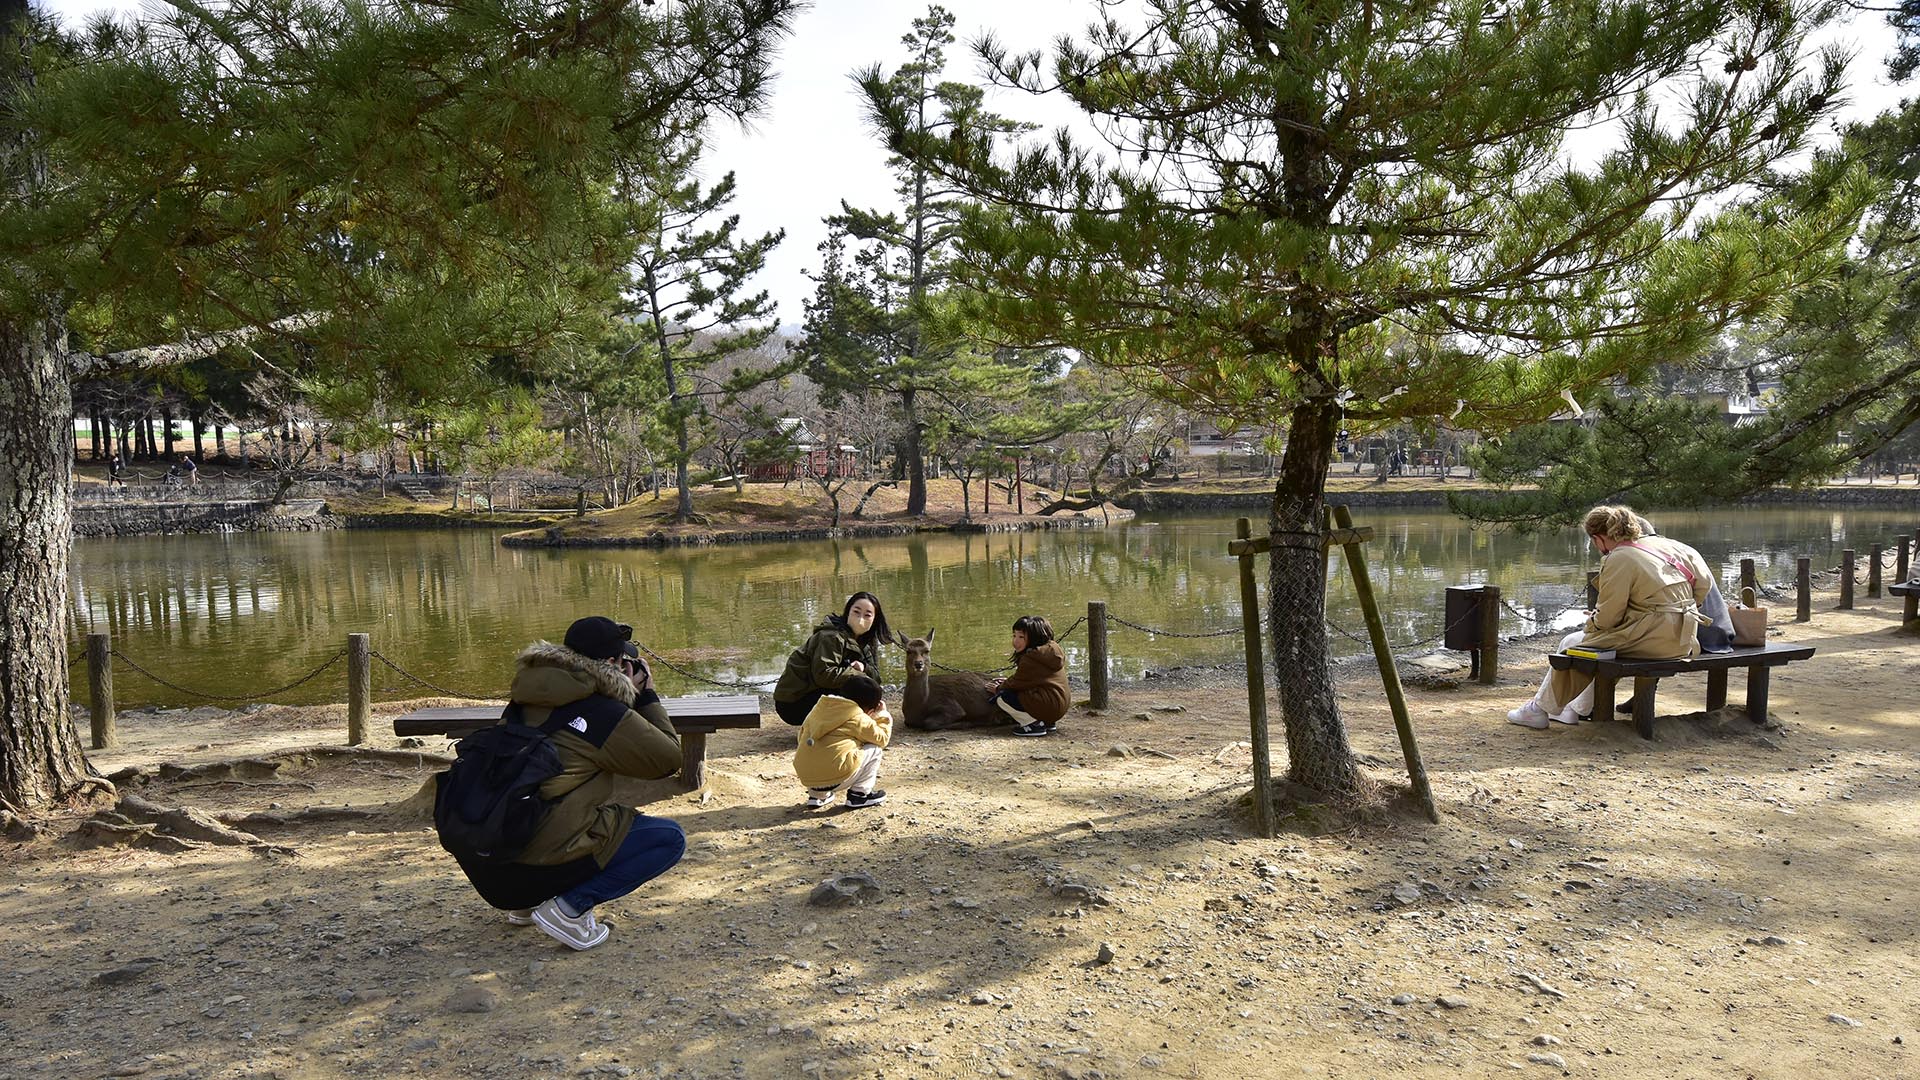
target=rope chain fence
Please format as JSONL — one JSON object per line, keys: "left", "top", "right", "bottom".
{"left": 927, "top": 615, "right": 1089, "bottom": 677}
{"left": 110, "top": 647, "right": 348, "bottom": 703}
{"left": 368, "top": 650, "right": 500, "bottom": 700}
{"left": 632, "top": 641, "right": 777, "bottom": 692}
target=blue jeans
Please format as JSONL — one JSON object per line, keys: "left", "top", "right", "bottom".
{"left": 560, "top": 814, "right": 686, "bottom": 915}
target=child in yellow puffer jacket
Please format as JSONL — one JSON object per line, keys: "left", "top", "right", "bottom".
{"left": 793, "top": 674, "right": 891, "bottom": 809}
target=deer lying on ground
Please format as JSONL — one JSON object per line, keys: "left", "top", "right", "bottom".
{"left": 898, "top": 630, "right": 1002, "bottom": 731}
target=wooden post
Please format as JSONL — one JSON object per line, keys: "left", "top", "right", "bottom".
{"left": 347, "top": 633, "right": 371, "bottom": 745}
{"left": 1332, "top": 506, "right": 1438, "bottom": 823}
{"left": 1585, "top": 571, "right": 1599, "bottom": 610}
{"left": 1233, "top": 519, "right": 1275, "bottom": 838}
{"left": 1477, "top": 585, "right": 1501, "bottom": 685}
{"left": 87, "top": 633, "right": 115, "bottom": 751}
{"left": 1087, "top": 600, "right": 1109, "bottom": 710}
{"left": 1739, "top": 558, "right": 1757, "bottom": 597}
{"left": 1840, "top": 549, "right": 1855, "bottom": 610}
{"left": 1796, "top": 557, "right": 1811, "bottom": 622}
{"left": 1869, "top": 543, "right": 1884, "bottom": 598}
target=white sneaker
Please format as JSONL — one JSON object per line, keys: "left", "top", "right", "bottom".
{"left": 1506, "top": 702, "right": 1550, "bottom": 729}
{"left": 531, "top": 897, "right": 610, "bottom": 951}
{"left": 1551, "top": 705, "right": 1585, "bottom": 725}
{"left": 805, "top": 788, "right": 836, "bottom": 809}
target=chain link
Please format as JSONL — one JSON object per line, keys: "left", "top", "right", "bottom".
{"left": 632, "top": 641, "right": 776, "bottom": 692}
{"left": 926, "top": 615, "right": 1089, "bottom": 677}
{"left": 1105, "top": 613, "right": 1243, "bottom": 638}
{"left": 368, "top": 651, "right": 501, "bottom": 700}
{"left": 111, "top": 648, "right": 347, "bottom": 702}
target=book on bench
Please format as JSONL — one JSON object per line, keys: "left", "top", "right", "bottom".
{"left": 1563, "top": 646, "right": 1616, "bottom": 660}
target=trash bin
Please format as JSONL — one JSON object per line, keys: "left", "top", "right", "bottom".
{"left": 1444, "top": 585, "right": 1488, "bottom": 651}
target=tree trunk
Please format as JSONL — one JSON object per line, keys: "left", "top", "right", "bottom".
{"left": 0, "top": 317, "right": 90, "bottom": 811}
{"left": 1266, "top": 392, "right": 1364, "bottom": 802}
{"left": 642, "top": 266, "right": 695, "bottom": 523}
{"left": 191, "top": 414, "right": 205, "bottom": 460}
{"left": 902, "top": 388, "right": 926, "bottom": 516}
{"left": 1, "top": 0, "right": 91, "bottom": 809}
{"left": 214, "top": 421, "right": 227, "bottom": 460}
{"left": 162, "top": 406, "right": 177, "bottom": 458}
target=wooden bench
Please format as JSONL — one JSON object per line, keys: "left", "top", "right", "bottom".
{"left": 394, "top": 694, "right": 762, "bottom": 790}
{"left": 1547, "top": 642, "right": 1815, "bottom": 740}
{"left": 1892, "top": 580, "right": 1919, "bottom": 630}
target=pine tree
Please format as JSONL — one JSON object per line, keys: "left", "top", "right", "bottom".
{"left": 798, "top": 4, "right": 1035, "bottom": 516}
{"left": 0, "top": 0, "right": 796, "bottom": 811}
{"left": 624, "top": 137, "right": 785, "bottom": 522}
{"left": 864, "top": 0, "right": 1867, "bottom": 804}
{"left": 1459, "top": 65, "right": 1920, "bottom": 526}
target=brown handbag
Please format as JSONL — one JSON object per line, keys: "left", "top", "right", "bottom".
{"left": 1731, "top": 587, "right": 1768, "bottom": 647}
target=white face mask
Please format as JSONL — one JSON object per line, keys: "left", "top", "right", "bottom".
{"left": 845, "top": 600, "right": 876, "bottom": 637}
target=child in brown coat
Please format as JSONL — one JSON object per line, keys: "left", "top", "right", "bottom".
{"left": 989, "top": 615, "right": 1070, "bottom": 737}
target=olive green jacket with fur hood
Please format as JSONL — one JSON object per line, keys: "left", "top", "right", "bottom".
{"left": 507, "top": 642, "right": 681, "bottom": 868}
{"left": 773, "top": 618, "right": 878, "bottom": 702}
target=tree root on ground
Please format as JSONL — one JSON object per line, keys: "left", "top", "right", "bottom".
{"left": 1236, "top": 772, "right": 1412, "bottom": 837}
{"left": 107, "top": 745, "right": 452, "bottom": 791}
{"left": 69, "top": 794, "right": 295, "bottom": 856}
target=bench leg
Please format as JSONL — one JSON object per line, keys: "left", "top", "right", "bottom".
{"left": 1706, "top": 668, "right": 1729, "bottom": 711}
{"left": 1906, "top": 593, "right": 1918, "bottom": 631}
{"left": 1633, "top": 676, "right": 1658, "bottom": 740}
{"left": 680, "top": 731, "right": 708, "bottom": 791}
{"left": 1593, "top": 675, "right": 1616, "bottom": 721}
{"left": 1746, "top": 667, "right": 1771, "bottom": 725}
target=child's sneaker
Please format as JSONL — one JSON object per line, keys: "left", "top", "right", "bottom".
{"left": 1012, "top": 720, "right": 1050, "bottom": 737}
{"left": 845, "top": 788, "right": 887, "bottom": 808}
{"left": 804, "top": 788, "right": 836, "bottom": 809}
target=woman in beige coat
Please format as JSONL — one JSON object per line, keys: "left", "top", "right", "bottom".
{"left": 1508, "top": 506, "right": 1715, "bottom": 729}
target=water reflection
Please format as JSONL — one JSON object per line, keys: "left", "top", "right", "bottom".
{"left": 67, "top": 507, "right": 1916, "bottom": 707}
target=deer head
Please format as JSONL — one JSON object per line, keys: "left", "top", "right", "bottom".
{"left": 899, "top": 630, "right": 935, "bottom": 678}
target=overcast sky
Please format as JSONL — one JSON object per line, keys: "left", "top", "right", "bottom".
{"left": 38, "top": 1, "right": 1912, "bottom": 327}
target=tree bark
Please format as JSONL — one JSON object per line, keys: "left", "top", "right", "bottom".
{"left": 1266, "top": 392, "right": 1364, "bottom": 802}
{"left": 1, "top": 0, "right": 91, "bottom": 810}
{"left": 901, "top": 387, "right": 926, "bottom": 516}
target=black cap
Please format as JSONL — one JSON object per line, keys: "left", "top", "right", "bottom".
{"left": 563, "top": 616, "right": 638, "bottom": 662}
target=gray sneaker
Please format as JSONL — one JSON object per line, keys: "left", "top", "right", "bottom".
{"left": 531, "top": 898, "right": 610, "bottom": 950}
{"left": 505, "top": 907, "right": 535, "bottom": 926}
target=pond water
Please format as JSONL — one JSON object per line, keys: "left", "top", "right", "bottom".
{"left": 67, "top": 507, "right": 1917, "bottom": 708}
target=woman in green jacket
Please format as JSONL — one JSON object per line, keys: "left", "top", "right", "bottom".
{"left": 773, "top": 592, "right": 894, "bottom": 726}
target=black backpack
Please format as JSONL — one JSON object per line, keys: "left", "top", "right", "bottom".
{"left": 433, "top": 704, "right": 574, "bottom": 864}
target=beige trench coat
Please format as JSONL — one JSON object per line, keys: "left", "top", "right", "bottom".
{"left": 1550, "top": 537, "right": 1715, "bottom": 709}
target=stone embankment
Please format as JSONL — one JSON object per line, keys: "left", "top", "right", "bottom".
{"left": 1117, "top": 484, "right": 1920, "bottom": 513}
{"left": 1115, "top": 488, "right": 1461, "bottom": 511}
{"left": 72, "top": 498, "right": 337, "bottom": 539}
{"left": 501, "top": 507, "right": 1131, "bottom": 548}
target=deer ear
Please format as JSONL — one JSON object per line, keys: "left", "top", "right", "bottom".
{"left": 925, "top": 628, "right": 935, "bottom": 644}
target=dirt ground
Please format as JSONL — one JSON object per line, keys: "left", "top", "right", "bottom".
{"left": 5, "top": 597, "right": 1918, "bottom": 1080}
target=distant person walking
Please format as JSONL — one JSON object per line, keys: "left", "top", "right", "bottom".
{"left": 180, "top": 455, "right": 200, "bottom": 489}
{"left": 773, "top": 592, "right": 894, "bottom": 726}
{"left": 107, "top": 454, "right": 126, "bottom": 492}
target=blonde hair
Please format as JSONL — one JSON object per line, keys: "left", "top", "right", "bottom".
{"left": 1583, "top": 505, "right": 1647, "bottom": 544}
